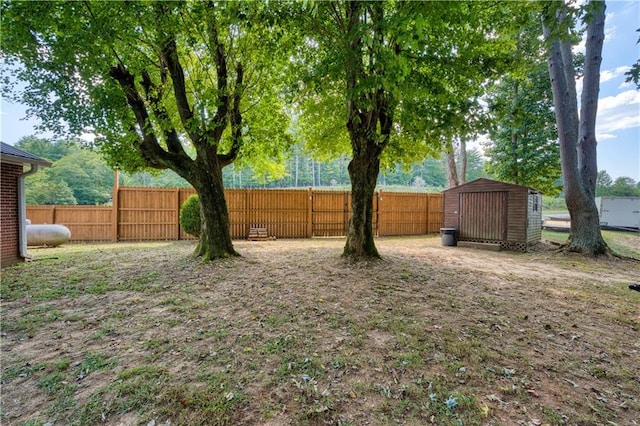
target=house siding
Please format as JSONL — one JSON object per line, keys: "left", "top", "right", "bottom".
{"left": 1, "top": 162, "right": 23, "bottom": 266}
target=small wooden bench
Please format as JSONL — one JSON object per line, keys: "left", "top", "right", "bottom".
{"left": 248, "top": 226, "right": 269, "bottom": 241}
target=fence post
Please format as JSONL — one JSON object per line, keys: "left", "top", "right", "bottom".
{"left": 50, "top": 206, "right": 56, "bottom": 224}
{"left": 111, "top": 175, "right": 119, "bottom": 242}
{"left": 377, "top": 190, "right": 383, "bottom": 237}
{"left": 244, "top": 189, "right": 250, "bottom": 238}
{"left": 425, "top": 193, "right": 430, "bottom": 235}
{"left": 175, "top": 188, "right": 181, "bottom": 240}
{"left": 307, "top": 187, "right": 313, "bottom": 238}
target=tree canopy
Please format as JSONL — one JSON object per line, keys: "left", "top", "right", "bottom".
{"left": 484, "top": 60, "right": 561, "bottom": 194}
{"left": 291, "top": 0, "right": 535, "bottom": 258}
{"left": 295, "top": 1, "right": 532, "bottom": 167}
{"left": 1, "top": 1, "right": 293, "bottom": 259}
{"left": 16, "top": 136, "right": 113, "bottom": 205}
{"left": 597, "top": 171, "right": 640, "bottom": 196}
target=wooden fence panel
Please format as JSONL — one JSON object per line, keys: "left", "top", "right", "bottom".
{"left": 26, "top": 205, "right": 112, "bottom": 241}
{"left": 27, "top": 187, "right": 443, "bottom": 242}
{"left": 26, "top": 206, "right": 55, "bottom": 224}
{"left": 247, "top": 189, "right": 309, "bottom": 238}
{"left": 379, "top": 192, "right": 427, "bottom": 236}
{"left": 53, "top": 206, "right": 112, "bottom": 242}
{"left": 312, "top": 191, "right": 349, "bottom": 237}
{"left": 372, "top": 193, "right": 379, "bottom": 236}
{"left": 226, "top": 189, "right": 248, "bottom": 239}
{"left": 118, "top": 187, "right": 180, "bottom": 241}
{"left": 427, "top": 194, "right": 444, "bottom": 233}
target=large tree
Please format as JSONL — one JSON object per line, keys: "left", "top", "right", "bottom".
{"left": 443, "top": 99, "right": 488, "bottom": 188}
{"left": 296, "top": 1, "right": 527, "bottom": 260}
{"left": 1, "top": 1, "right": 290, "bottom": 260}
{"left": 484, "top": 61, "right": 561, "bottom": 194}
{"left": 542, "top": 0, "right": 609, "bottom": 255}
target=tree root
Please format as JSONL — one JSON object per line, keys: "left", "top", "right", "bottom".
{"left": 548, "top": 240, "right": 639, "bottom": 262}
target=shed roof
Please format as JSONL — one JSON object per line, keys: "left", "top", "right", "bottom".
{"left": 442, "top": 178, "right": 539, "bottom": 194}
{"left": 0, "top": 141, "right": 51, "bottom": 167}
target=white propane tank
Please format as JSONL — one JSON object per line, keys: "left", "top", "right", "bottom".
{"left": 27, "top": 224, "right": 71, "bottom": 246}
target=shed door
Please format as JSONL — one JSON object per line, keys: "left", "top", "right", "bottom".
{"left": 459, "top": 191, "right": 508, "bottom": 240}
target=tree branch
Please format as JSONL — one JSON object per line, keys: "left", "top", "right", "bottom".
{"left": 219, "top": 63, "right": 244, "bottom": 167}
{"left": 578, "top": 0, "right": 605, "bottom": 197}
{"left": 109, "top": 64, "right": 192, "bottom": 174}
{"left": 161, "top": 38, "right": 198, "bottom": 142}
{"left": 140, "top": 69, "right": 188, "bottom": 158}
{"left": 205, "top": 2, "right": 230, "bottom": 143}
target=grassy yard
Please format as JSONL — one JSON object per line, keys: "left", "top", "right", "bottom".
{"left": 542, "top": 229, "right": 640, "bottom": 259}
{"left": 1, "top": 234, "right": 639, "bottom": 425}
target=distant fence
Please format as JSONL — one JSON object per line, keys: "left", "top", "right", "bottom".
{"left": 26, "top": 187, "right": 443, "bottom": 242}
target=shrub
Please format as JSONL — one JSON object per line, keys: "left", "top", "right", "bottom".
{"left": 542, "top": 195, "right": 567, "bottom": 213}
{"left": 180, "top": 194, "right": 201, "bottom": 238}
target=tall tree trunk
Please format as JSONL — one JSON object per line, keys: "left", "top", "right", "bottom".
{"left": 459, "top": 137, "right": 467, "bottom": 185}
{"left": 578, "top": 3, "right": 604, "bottom": 199}
{"left": 344, "top": 145, "right": 380, "bottom": 259}
{"left": 543, "top": 0, "right": 608, "bottom": 255}
{"left": 341, "top": 0, "right": 390, "bottom": 260}
{"left": 446, "top": 139, "right": 459, "bottom": 188}
{"left": 191, "top": 156, "right": 238, "bottom": 261}
{"left": 108, "top": 14, "right": 245, "bottom": 261}
{"left": 511, "top": 80, "right": 520, "bottom": 185}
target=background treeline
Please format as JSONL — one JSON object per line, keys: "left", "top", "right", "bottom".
{"left": 16, "top": 136, "right": 487, "bottom": 200}
{"left": 16, "top": 136, "right": 640, "bottom": 207}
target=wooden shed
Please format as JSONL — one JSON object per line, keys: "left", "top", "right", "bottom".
{"left": 442, "top": 178, "right": 542, "bottom": 251}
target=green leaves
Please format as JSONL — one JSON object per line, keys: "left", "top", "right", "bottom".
{"left": 624, "top": 28, "right": 640, "bottom": 89}
{"left": 484, "top": 60, "right": 561, "bottom": 194}
{"left": 294, "top": 1, "right": 535, "bottom": 168}
{"left": 2, "top": 1, "right": 294, "bottom": 179}
{"left": 18, "top": 138, "right": 114, "bottom": 205}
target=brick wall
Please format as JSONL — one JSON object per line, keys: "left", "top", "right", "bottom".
{"left": 1, "top": 162, "right": 23, "bottom": 267}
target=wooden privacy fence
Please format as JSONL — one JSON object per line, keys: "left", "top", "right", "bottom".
{"left": 26, "top": 187, "right": 443, "bottom": 242}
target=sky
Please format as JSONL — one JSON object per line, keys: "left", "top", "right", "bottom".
{"left": 590, "top": 0, "right": 640, "bottom": 181}
{"left": 1, "top": 1, "right": 639, "bottom": 181}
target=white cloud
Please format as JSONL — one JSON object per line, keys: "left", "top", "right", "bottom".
{"left": 597, "top": 133, "right": 617, "bottom": 140}
{"left": 604, "top": 25, "right": 617, "bottom": 46}
{"left": 600, "top": 66, "right": 631, "bottom": 83}
{"left": 618, "top": 80, "right": 633, "bottom": 89}
{"left": 596, "top": 89, "right": 640, "bottom": 138}
{"left": 605, "top": 11, "right": 616, "bottom": 23}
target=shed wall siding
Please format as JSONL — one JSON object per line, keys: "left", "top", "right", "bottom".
{"left": 443, "top": 179, "right": 535, "bottom": 246}
{"left": 1, "top": 163, "right": 23, "bottom": 266}
{"left": 505, "top": 187, "right": 528, "bottom": 242}
{"left": 459, "top": 191, "right": 508, "bottom": 240}
{"left": 527, "top": 193, "right": 542, "bottom": 243}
